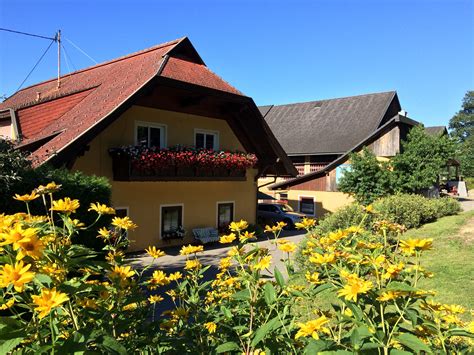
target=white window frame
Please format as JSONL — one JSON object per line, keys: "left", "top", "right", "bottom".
{"left": 216, "top": 201, "right": 235, "bottom": 230}
{"left": 194, "top": 129, "right": 219, "bottom": 150}
{"left": 159, "top": 203, "right": 184, "bottom": 239}
{"left": 134, "top": 120, "right": 167, "bottom": 148}
{"left": 298, "top": 195, "right": 315, "bottom": 216}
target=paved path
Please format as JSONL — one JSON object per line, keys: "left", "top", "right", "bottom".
{"left": 459, "top": 197, "right": 474, "bottom": 212}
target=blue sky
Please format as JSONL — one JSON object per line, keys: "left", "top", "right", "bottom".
{"left": 0, "top": 0, "right": 472, "bottom": 126}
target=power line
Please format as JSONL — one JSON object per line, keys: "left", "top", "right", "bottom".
{"left": 61, "top": 43, "right": 77, "bottom": 72}
{"left": 0, "top": 27, "right": 56, "bottom": 41}
{"left": 16, "top": 39, "right": 56, "bottom": 92}
{"left": 64, "top": 37, "right": 98, "bottom": 64}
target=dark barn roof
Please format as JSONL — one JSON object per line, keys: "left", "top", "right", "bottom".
{"left": 425, "top": 126, "right": 447, "bottom": 136}
{"left": 258, "top": 91, "right": 401, "bottom": 155}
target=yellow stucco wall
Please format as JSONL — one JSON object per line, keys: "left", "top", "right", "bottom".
{"left": 72, "top": 105, "right": 256, "bottom": 251}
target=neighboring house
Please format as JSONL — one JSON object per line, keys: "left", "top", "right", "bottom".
{"left": 0, "top": 37, "right": 296, "bottom": 251}
{"left": 258, "top": 91, "right": 432, "bottom": 216}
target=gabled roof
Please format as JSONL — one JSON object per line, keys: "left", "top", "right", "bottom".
{"left": 425, "top": 126, "right": 447, "bottom": 136}
{"left": 259, "top": 91, "right": 401, "bottom": 155}
{"left": 1, "top": 37, "right": 295, "bottom": 175}
{"left": 270, "top": 114, "right": 419, "bottom": 190}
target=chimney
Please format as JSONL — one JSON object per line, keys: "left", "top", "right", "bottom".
{"left": 399, "top": 109, "right": 408, "bottom": 117}
{"left": 36, "top": 92, "right": 41, "bottom": 102}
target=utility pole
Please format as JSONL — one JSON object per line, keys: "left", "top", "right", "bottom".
{"left": 56, "top": 29, "right": 61, "bottom": 89}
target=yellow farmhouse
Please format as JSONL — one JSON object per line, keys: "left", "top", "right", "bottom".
{"left": 0, "top": 37, "right": 296, "bottom": 251}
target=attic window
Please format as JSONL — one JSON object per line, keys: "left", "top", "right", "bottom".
{"left": 0, "top": 119, "right": 12, "bottom": 139}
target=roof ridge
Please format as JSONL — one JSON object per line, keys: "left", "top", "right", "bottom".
{"left": 14, "top": 37, "right": 185, "bottom": 94}
{"left": 263, "top": 90, "right": 397, "bottom": 108}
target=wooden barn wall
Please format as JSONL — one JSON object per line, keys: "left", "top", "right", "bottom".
{"left": 290, "top": 175, "right": 327, "bottom": 191}
{"left": 367, "top": 126, "right": 400, "bottom": 157}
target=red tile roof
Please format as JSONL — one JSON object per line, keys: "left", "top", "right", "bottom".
{"left": 0, "top": 37, "right": 244, "bottom": 165}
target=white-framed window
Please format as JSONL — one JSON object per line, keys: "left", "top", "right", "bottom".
{"left": 135, "top": 121, "right": 166, "bottom": 148}
{"left": 299, "top": 196, "right": 315, "bottom": 216}
{"left": 194, "top": 129, "right": 219, "bottom": 150}
{"left": 216, "top": 201, "right": 234, "bottom": 233}
{"left": 160, "top": 204, "right": 184, "bottom": 239}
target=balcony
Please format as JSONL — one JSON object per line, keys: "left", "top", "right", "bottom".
{"left": 109, "top": 146, "right": 257, "bottom": 181}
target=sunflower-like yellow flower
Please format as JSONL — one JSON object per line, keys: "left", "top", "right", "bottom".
{"left": 309, "top": 252, "right": 336, "bottom": 265}
{"left": 278, "top": 241, "right": 297, "bottom": 253}
{"left": 40, "top": 263, "right": 67, "bottom": 282}
{"left": 219, "top": 233, "right": 236, "bottom": 244}
{"left": 179, "top": 244, "right": 204, "bottom": 256}
{"left": 148, "top": 270, "right": 169, "bottom": 289}
{"left": 305, "top": 271, "right": 321, "bottom": 284}
{"left": 383, "top": 262, "right": 405, "bottom": 279}
{"left": 345, "top": 226, "right": 365, "bottom": 234}
{"left": 254, "top": 255, "right": 272, "bottom": 271}
{"left": 227, "top": 246, "right": 243, "bottom": 257}
{"left": 229, "top": 220, "right": 248, "bottom": 232}
{"left": 400, "top": 238, "right": 433, "bottom": 255}
{"left": 50, "top": 197, "right": 80, "bottom": 214}
{"left": 16, "top": 234, "right": 44, "bottom": 260}
{"left": 31, "top": 287, "right": 69, "bottom": 319}
{"left": 97, "top": 227, "right": 111, "bottom": 239}
{"left": 108, "top": 265, "right": 135, "bottom": 281}
{"left": 219, "top": 257, "right": 232, "bottom": 270}
{"left": 204, "top": 322, "right": 217, "bottom": 334}
{"left": 148, "top": 295, "right": 164, "bottom": 304}
{"left": 0, "top": 260, "right": 35, "bottom": 292}
{"left": 377, "top": 291, "right": 403, "bottom": 302}
{"left": 442, "top": 304, "right": 465, "bottom": 314}
{"left": 0, "top": 224, "right": 38, "bottom": 250}
{"left": 264, "top": 221, "right": 287, "bottom": 233}
{"left": 239, "top": 231, "right": 255, "bottom": 243}
{"left": 111, "top": 216, "right": 137, "bottom": 231}
{"left": 337, "top": 277, "right": 373, "bottom": 302}
{"left": 13, "top": 192, "right": 39, "bottom": 202}
{"left": 295, "top": 217, "right": 316, "bottom": 230}
{"left": 88, "top": 202, "right": 115, "bottom": 215}
{"left": 167, "top": 271, "right": 183, "bottom": 282}
{"left": 0, "top": 298, "right": 15, "bottom": 310}
{"left": 35, "top": 182, "right": 61, "bottom": 195}
{"left": 365, "top": 205, "right": 374, "bottom": 213}
{"left": 295, "top": 316, "right": 330, "bottom": 339}
{"left": 185, "top": 259, "right": 201, "bottom": 270}
{"left": 145, "top": 246, "right": 166, "bottom": 259}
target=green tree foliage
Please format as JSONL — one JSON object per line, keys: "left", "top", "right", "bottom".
{"left": 0, "top": 139, "right": 32, "bottom": 198}
{"left": 449, "top": 91, "right": 474, "bottom": 177}
{"left": 337, "top": 148, "right": 395, "bottom": 205}
{"left": 392, "top": 125, "right": 455, "bottom": 192}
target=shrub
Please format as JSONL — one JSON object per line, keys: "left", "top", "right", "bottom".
{"left": 430, "top": 197, "right": 462, "bottom": 218}
{"left": 314, "top": 203, "right": 373, "bottom": 235}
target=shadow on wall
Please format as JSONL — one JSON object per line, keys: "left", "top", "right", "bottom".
{"left": 280, "top": 199, "right": 332, "bottom": 220}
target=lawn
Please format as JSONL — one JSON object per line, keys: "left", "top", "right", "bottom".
{"left": 404, "top": 209, "right": 474, "bottom": 310}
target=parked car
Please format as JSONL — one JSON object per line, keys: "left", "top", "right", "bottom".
{"left": 257, "top": 203, "right": 306, "bottom": 230}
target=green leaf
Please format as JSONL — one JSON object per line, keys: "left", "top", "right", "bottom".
{"left": 396, "top": 333, "right": 433, "bottom": 354}
{"left": 446, "top": 328, "right": 474, "bottom": 338}
{"left": 251, "top": 316, "right": 280, "bottom": 347}
{"left": 99, "top": 336, "right": 127, "bottom": 355}
{"left": 232, "top": 289, "right": 251, "bottom": 301}
{"left": 0, "top": 337, "right": 24, "bottom": 354}
{"left": 345, "top": 302, "right": 364, "bottom": 321}
{"left": 386, "top": 282, "right": 417, "bottom": 292}
{"left": 390, "top": 350, "right": 413, "bottom": 355}
{"left": 304, "top": 339, "right": 332, "bottom": 353}
{"left": 216, "top": 341, "right": 240, "bottom": 353}
{"left": 274, "top": 267, "right": 285, "bottom": 288}
{"left": 313, "top": 283, "right": 333, "bottom": 294}
{"left": 34, "top": 273, "right": 53, "bottom": 287}
{"left": 263, "top": 282, "right": 277, "bottom": 305}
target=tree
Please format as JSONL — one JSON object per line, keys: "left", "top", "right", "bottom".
{"left": 392, "top": 125, "right": 455, "bottom": 192}
{"left": 337, "top": 148, "right": 395, "bottom": 205}
{"left": 449, "top": 91, "right": 474, "bottom": 177}
{"left": 0, "top": 139, "right": 32, "bottom": 198}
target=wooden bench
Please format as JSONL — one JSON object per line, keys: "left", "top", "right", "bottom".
{"left": 193, "top": 227, "right": 219, "bottom": 244}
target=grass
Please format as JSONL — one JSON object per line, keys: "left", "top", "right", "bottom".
{"left": 404, "top": 210, "right": 474, "bottom": 310}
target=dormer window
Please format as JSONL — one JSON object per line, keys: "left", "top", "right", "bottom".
{"left": 195, "top": 129, "right": 219, "bottom": 150}
{"left": 135, "top": 121, "right": 166, "bottom": 148}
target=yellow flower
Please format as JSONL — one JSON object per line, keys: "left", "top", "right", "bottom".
{"left": 105, "top": 251, "right": 124, "bottom": 264}
{"left": 400, "top": 238, "right": 433, "bottom": 255}
{"left": 0, "top": 298, "right": 15, "bottom": 310}
{"left": 108, "top": 265, "right": 135, "bottom": 281}
{"left": 219, "top": 257, "right": 232, "bottom": 270}
{"left": 254, "top": 255, "right": 272, "bottom": 271}
{"left": 442, "top": 304, "right": 465, "bottom": 314}
{"left": 185, "top": 259, "right": 201, "bottom": 270}
{"left": 35, "top": 182, "right": 61, "bottom": 195}
{"left": 148, "top": 295, "right": 164, "bottom": 304}
{"left": 204, "top": 322, "right": 217, "bottom": 334}
{"left": 50, "top": 197, "right": 80, "bottom": 214}
{"left": 219, "top": 233, "right": 236, "bottom": 244}
{"left": 309, "top": 252, "right": 336, "bottom": 265}
{"left": 377, "top": 291, "right": 403, "bottom": 302}
{"left": 227, "top": 246, "right": 243, "bottom": 257}
{"left": 305, "top": 271, "right": 321, "bottom": 284}
{"left": 264, "top": 222, "right": 286, "bottom": 233}
{"left": 77, "top": 297, "right": 98, "bottom": 309}
{"left": 239, "top": 231, "right": 255, "bottom": 243}
{"left": 111, "top": 216, "right": 137, "bottom": 230}
{"left": 337, "top": 277, "right": 373, "bottom": 302}
{"left": 97, "top": 227, "right": 111, "bottom": 239}
{"left": 295, "top": 217, "right": 316, "bottom": 230}
{"left": 71, "top": 219, "right": 85, "bottom": 228}
{"left": 179, "top": 244, "right": 204, "bottom": 256}
{"left": 383, "top": 262, "right": 405, "bottom": 279}
{"left": 31, "top": 287, "right": 69, "bottom": 319}
{"left": 148, "top": 270, "right": 169, "bottom": 289}
{"left": 145, "top": 246, "right": 165, "bottom": 259}
{"left": 16, "top": 234, "right": 44, "bottom": 260}
{"left": 41, "top": 263, "right": 66, "bottom": 282}
{"left": 123, "top": 302, "right": 138, "bottom": 311}
{"left": 295, "top": 316, "right": 330, "bottom": 339}
{"left": 345, "top": 226, "right": 365, "bottom": 234}
{"left": 229, "top": 220, "right": 248, "bottom": 232}
{"left": 13, "top": 192, "right": 39, "bottom": 202}
{"left": 0, "top": 224, "right": 38, "bottom": 250}
{"left": 365, "top": 205, "right": 374, "bottom": 213}
{"left": 0, "top": 260, "right": 35, "bottom": 292}
{"left": 167, "top": 271, "right": 183, "bottom": 282}
{"left": 88, "top": 202, "right": 115, "bottom": 215}
{"left": 278, "top": 241, "right": 297, "bottom": 253}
